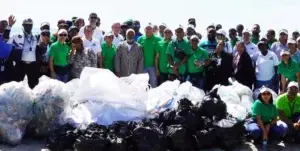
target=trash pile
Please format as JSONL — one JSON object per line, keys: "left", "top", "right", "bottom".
{"left": 0, "top": 67, "right": 254, "bottom": 150}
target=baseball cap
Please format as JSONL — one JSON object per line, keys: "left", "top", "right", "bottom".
{"left": 145, "top": 23, "right": 153, "bottom": 28}
{"left": 288, "top": 39, "right": 297, "bottom": 44}
{"left": 279, "top": 29, "right": 288, "bottom": 35}
{"left": 175, "top": 25, "right": 184, "bottom": 31}
{"left": 288, "top": 81, "right": 299, "bottom": 89}
{"left": 260, "top": 86, "right": 272, "bottom": 94}
{"left": 217, "top": 29, "right": 226, "bottom": 37}
{"left": 187, "top": 24, "right": 195, "bottom": 30}
{"left": 159, "top": 23, "right": 167, "bottom": 28}
{"left": 57, "top": 29, "right": 68, "bottom": 35}
{"left": 68, "top": 26, "right": 79, "bottom": 32}
{"left": 190, "top": 35, "right": 199, "bottom": 41}
{"left": 243, "top": 29, "right": 250, "bottom": 34}
{"left": 41, "top": 29, "right": 50, "bottom": 37}
{"left": 23, "top": 18, "right": 33, "bottom": 25}
{"left": 280, "top": 50, "right": 290, "bottom": 56}
{"left": 104, "top": 31, "right": 114, "bottom": 37}
{"left": 40, "top": 22, "right": 50, "bottom": 28}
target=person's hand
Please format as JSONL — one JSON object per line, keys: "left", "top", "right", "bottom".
{"left": 71, "top": 43, "right": 77, "bottom": 55}
{"left": 280, "top": 90, "right": 285, "bottom": 95}
{"left": 293, "top": 123, "right": 300, "bottom": 130}
{"left": 50, "top": 72, "right": 56, "bottom": 79}
{"left": 8, "top": 15, "right": 16, "bottom": 27}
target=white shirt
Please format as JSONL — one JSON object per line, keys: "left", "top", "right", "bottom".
{"left": 112, "top": 34, "right": 124, "bottom": 46}
{"left": 22, "top": 34, "right": 37, "bottom": 62}
{"left": 255, "top": 50, "right": 279, "bottom": 81}
{"left": 82, "top": 38, "right": 102, "bottom": 55}
{"left": 79, "top": 26, "right": 104, "bottom": 44}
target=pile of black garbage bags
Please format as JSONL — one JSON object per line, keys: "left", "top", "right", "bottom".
{"left": 46, "top": 89, "right": 246, "bottom": 151}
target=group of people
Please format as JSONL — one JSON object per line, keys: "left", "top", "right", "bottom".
{"left": 1, "top": 13, "right": 300, "bottom": 145}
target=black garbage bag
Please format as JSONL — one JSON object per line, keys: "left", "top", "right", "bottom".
{"left": 197, "top": 88, "right": 227, "bottom": 120}
{"left": 107, "top": 136, "right": 128, "bottom": 151}
{"left": 157, "top": 109, "right": 177, "bottom": 127}
{"left": 165, "top": 125, "right": 198, "bottom": 151}
{"left": 175, "top": 108, "right": 204, "bottom": 132}
{"left": 132, "top": 125, "right": 166, "bottom": 151}
{"left": 74, "top": 123, "right": 110, "bottom": 151}
{"left": 196, "top": 128, "right": 217, "bottom": 149}
{"left": 214, "top": 115, "right": 245, "bottom": 151}
{"left": 46, "top": 124, "right": 81, "bottom": 151}
{"left": 108, "top": 121, "right": 136, "bottom": 138}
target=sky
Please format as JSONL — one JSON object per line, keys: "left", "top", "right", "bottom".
{"left": 1, "top": 0, "right": 300, "bottom": 37}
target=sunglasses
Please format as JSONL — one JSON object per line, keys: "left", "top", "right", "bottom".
{"left": 41, "top": 32, "right": 50, "bottom": 37}
{"left": 261, "top": 92, "right": 271, "bottom": 96}
{"left": 191, "top": 39, "right": 199, "bottom": 42}
{"left": 59, "top": 34, "right": 67, "bottom": 37}
{"left": 90, "top": 16, "right": 97, "bottom": 19}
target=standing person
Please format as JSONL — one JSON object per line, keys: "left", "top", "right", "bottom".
{"left": 133, "top": 20, "right": 142, "bottom": 41}
{"left": 287, "top": 39, "right": 300, "bottom": 64}
{"left": 79, "top": 13, "right": 104, "bottom": 44}
{"left": 216, "top": 24, "right": 222, "bottom": 31}
{"left": 187, "top": 35, "right": 209, "bottom": 89}
{"left": 153, "top": 25, "right": 159, "bottom": 35}
{"left": 297, "top": 37, "right": 300, "bottom": 51}
{"left": 158, "top": 23, "right": 167, "bottom": 38}
{"left": 255, "top": 41, "right": 279, "bottom": 91}
{"left": 199, "top": 28, "right": 217, "bottom": 55}
{"left": 292, "top": 31, "right": 300, "bottom": 41}
{"left": 278, "top": 51, "right": 300, "bottom": 93}
{"left": 100, "top": 32, "right": 117, "bottom": 73}
{"left": 74, "top": 18, "right": 85, "bottom": 30}
{"left": 39, "top": 29, "right": 52, "bottom": 77}
{"left": 188, "top": 18, "right": 196, "bottom": 27}
{"left": 251, "top": 24, "right": 261, "bottom": 44}
{"left": 137, "top": 23, "right": 161, "bottom": 88}
{"left": 69, "top": 36, "right": 97, "bottom": 79}
{"left": 167, "top": 25, "right": 192, "bottom": 82}
{"left": 205, "top": 40, "right": 233, "bottom": 91}
{"left": 246, "top": 87, "right": 288, "bottom": 144}
{"left": 82, "top": 25, "right": 101, "bottom": 67}
{"left": 114, "top": 29, "right": 144, "bottom": 77}
{"left": 8, "top": 18, "right": 48, "bottom": 88}
{"left": 266, "top": 29, "right": 277, "bottom": 48}
{"left": 270, "top": 29, "right": 288, "bottom": 60}
{"left": 155, "top": 28, "right": 173, "bottom": 85}
{"left": 216, "top": 29, "right": 229, "bottom": 52}
{"left": 49, "top": 29, "right": 70, "bottom": 83}
{"left": 276, "top": 82, "right": 300, "bottom": 143}
{"left": 111, "top": 22, "right": 124, "bottom": 46}
{"left": 227, "top": 28, "right": 239, "bottom": 54}
{"left": 233, "top": 41, "right": 256, "bottom": 89}
{"left": 186, "top": 24, "right": 197, "bottom": 40}
{"left": 236, "top": 24, "right": 244, "bottom": 40}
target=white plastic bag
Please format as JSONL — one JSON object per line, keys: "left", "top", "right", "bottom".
{"left": 241, "top": 95, "right": 254, "bottom": 113}
{"left": 226, "top": 103, "right": 248, "bottom": 120}
{"left": 121, "top": 73, "right": 150, "bottom": 90}
{"left": 28, "top": 79, "right": 70, "bottom": 137}
{"left": 66, "top": 78, "right": 80, "bottom": 96}
{"left": 174, "top": 81, "right": 205, "bottom": 105}
{"left": 0, "top": 82, "right": 33, "bottom": 145}
{"left": 213, "top": 85, "right": 241, "bottom": 104}
{"left": 253, "top": 88, "right": 278, "bottom": 104}
{"left": 146, "top": 80, "right": 180, "bottom": 114}
{"left": 229, "top": 78, "right": 253, "bottom": 97}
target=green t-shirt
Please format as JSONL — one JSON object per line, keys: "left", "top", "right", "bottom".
{"left": 101, "top": 43, "right": 116, "bottom": 72}
{"left": 268, "top": 39, "right": 278, "bottom": 48}
{"left": 187, "top": 47, "right": 209, "bottom": 73}
{"left": 166, "top": 38, "right": 192, "bottom": 75}
{"left": 276, "top": 93, "right": 300, "bottom": 119}
{"left": 251, "top": 100, "right": 278, "bottom": 123}
{"left": 156, "top": 40, "right": 171, "bottom": 73}
{"left": 50, "top": 34, "right": 57, "bottom": 43}
{"left": 278, "top": 59, "right": 300, "bottom": 81}
{"left": 49, "top": 41, "right": 70, "bottom": 66}
{"left": 250, "top": 36, "right": 260, "bottom": 44}
{"left": 137, "top": 35, "right": 161, "bottom": 68}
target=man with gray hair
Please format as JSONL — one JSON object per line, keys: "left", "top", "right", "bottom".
{"left": 115, "top": 29, "right": 144, "bottom": 77}
{"left": 111, "top": 22, "right": 124, "bottom": 46}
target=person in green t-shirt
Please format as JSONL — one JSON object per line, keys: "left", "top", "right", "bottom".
{"left": 250, "top": 24, "right": 260, "bottom": 44}
{"left": 100, "top": 32, "right": 117, "bottom": 73}
{"left": 187, "top": 35, "right": 208, "bottom": 89}
{"left": 167, "top": 25, "right": 192, "bottom": 82}
{"left": 137, "top": 23, "right": 161, "bottom": 88}
{"left": 247, "top": 86, "right": 288, "bottom": 144}
{"left": 49, "top": 29, "right": 70, "bottom": 83}
{"left": 266, "top": 29, "right": 278, "bottom": 48}
{"left": 276, "top": 82, "right": 300, "bottom": 142}
{"left": 155, "top": 28, "right": 172, "bottom": 85}
{"left": 278, "top": 51, "right": 300, "bottom": 93}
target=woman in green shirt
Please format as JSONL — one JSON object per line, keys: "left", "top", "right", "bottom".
{"left": 246, "top": 87, "right": 288, "bottom": 144}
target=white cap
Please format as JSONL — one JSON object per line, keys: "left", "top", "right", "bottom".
{"left": 260, "top": 86, "right": 272, "bottom": 94}
{"left": 217, "top": 29, "right": 226, "bottom": 37}
{"left": 288, "top": 81, "right": 299, "bottom": 89}
{"left": 190, "top": 35, "right": 199, "bottom": 40}
{"left": 288, "top": 39, "right": 296, "bottom": 44}
{"left": 280, "top": 50, "right": 290, "bottom": 56}
{"left": 145, "top": 23, "right": 153, "bottom": 28}
{"left": 57, "top": 29, "right": 68, "bottom": 35}
{"left": 243, "top": 29, "right": 250, "bottom": 34}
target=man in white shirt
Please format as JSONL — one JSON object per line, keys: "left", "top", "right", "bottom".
{"left": 255, "top": 41, "right": 279, "bottom": 91}
{"left": 82, "top": 25, "right": 101, "bottom": 67}
{"left": 111, "top": 22, "right": 124, "bottom": 46}
{"left": 79, "top": 13, "right": 104, "bottom": 44}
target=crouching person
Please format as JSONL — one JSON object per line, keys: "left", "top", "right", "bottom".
{"left": 276, "top": 81, "right": 300, "bottom": 143}
{"left": 247, "top": 86, "right": 288, "bottom": 144}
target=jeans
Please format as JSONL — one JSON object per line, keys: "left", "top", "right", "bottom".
{"left": 56, "top": 74, "right": 68, "bottom": 83}
{"left": 290, "top": 114, "right": 300, "bottom": 143}
{"left": 255, "top": 79, "right": 274, "bottom": 91}
{"left": 169, "top": 74, "right": 186, "bottom": 83}
{"left": 187, "top": 72, "right": 204, "bottom": 89}
{"left": 144, "top": 67, "right": 157, "bottom": 88}
{"left": 246, "top": 120, "right": 288, "bottom": 141}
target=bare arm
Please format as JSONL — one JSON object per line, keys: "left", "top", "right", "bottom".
{"left": 281, "top": 75, "right": 287, "bottom": 92}
{"left": 297, "top": 72, "right": 300, "bottom": 87}
{"left": 97, "top": 53, "right": 101, "bottom": 68}
{"left": 155, "top": 53, "right": 159, "bottom": 74}
{"left": 99, "top": 54, "right": 104, "bottom": 68}
{"left": 256, "top": 115, "right": 266, "bottom": 135}
{"left": 278, "top": 109, "right": 292, "bottom": 125}
{"left": 114, "top": 47, "right": 121, "bottom": 77}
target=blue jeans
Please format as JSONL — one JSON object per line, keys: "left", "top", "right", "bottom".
{"left": 187, "top": 73, "right": 204, "bottom": 89}
{"left": 56, "top": 74, "right": 68, "bottom": 83}
{"left": 291, "top": 114, "right": 300, "bottom": 143}
{"left": 246, "top": 120, "right": 288, "bottom": 141}
{"left": 255, "top": 79, "right": 274, "bottom": 90}
{"left": 144, "top": 67, "right": 157, "bottom": 88}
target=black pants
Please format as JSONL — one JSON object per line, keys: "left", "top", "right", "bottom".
{"left": 158, "top": 72, "right": 168, "bottom": 85}
{"left": 168, "top": 74, "right": 186, "bottom": 83}
{"left": 15, "top": 61, "right": 40, "bottom": 89}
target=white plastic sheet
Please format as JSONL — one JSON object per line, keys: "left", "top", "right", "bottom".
{"left": 174, "top": 81, "right": 205, "bottom": 105}
{"left": 226, "top": 103, "right": 248, "bottom": 120}
{"left": 66, "top": 78, "right": 80, "bottom": 96}
{"left": 241, "top": 95, "right": 254, "bottom": 113}
{"left": 0, "top": 82, "right": 33, "bottom": 145}
{"left": 213, "top": 85, "right": 241, "bottom": 104}
{"left": 229, "top": 78, "right": 253, "bottom": 98}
